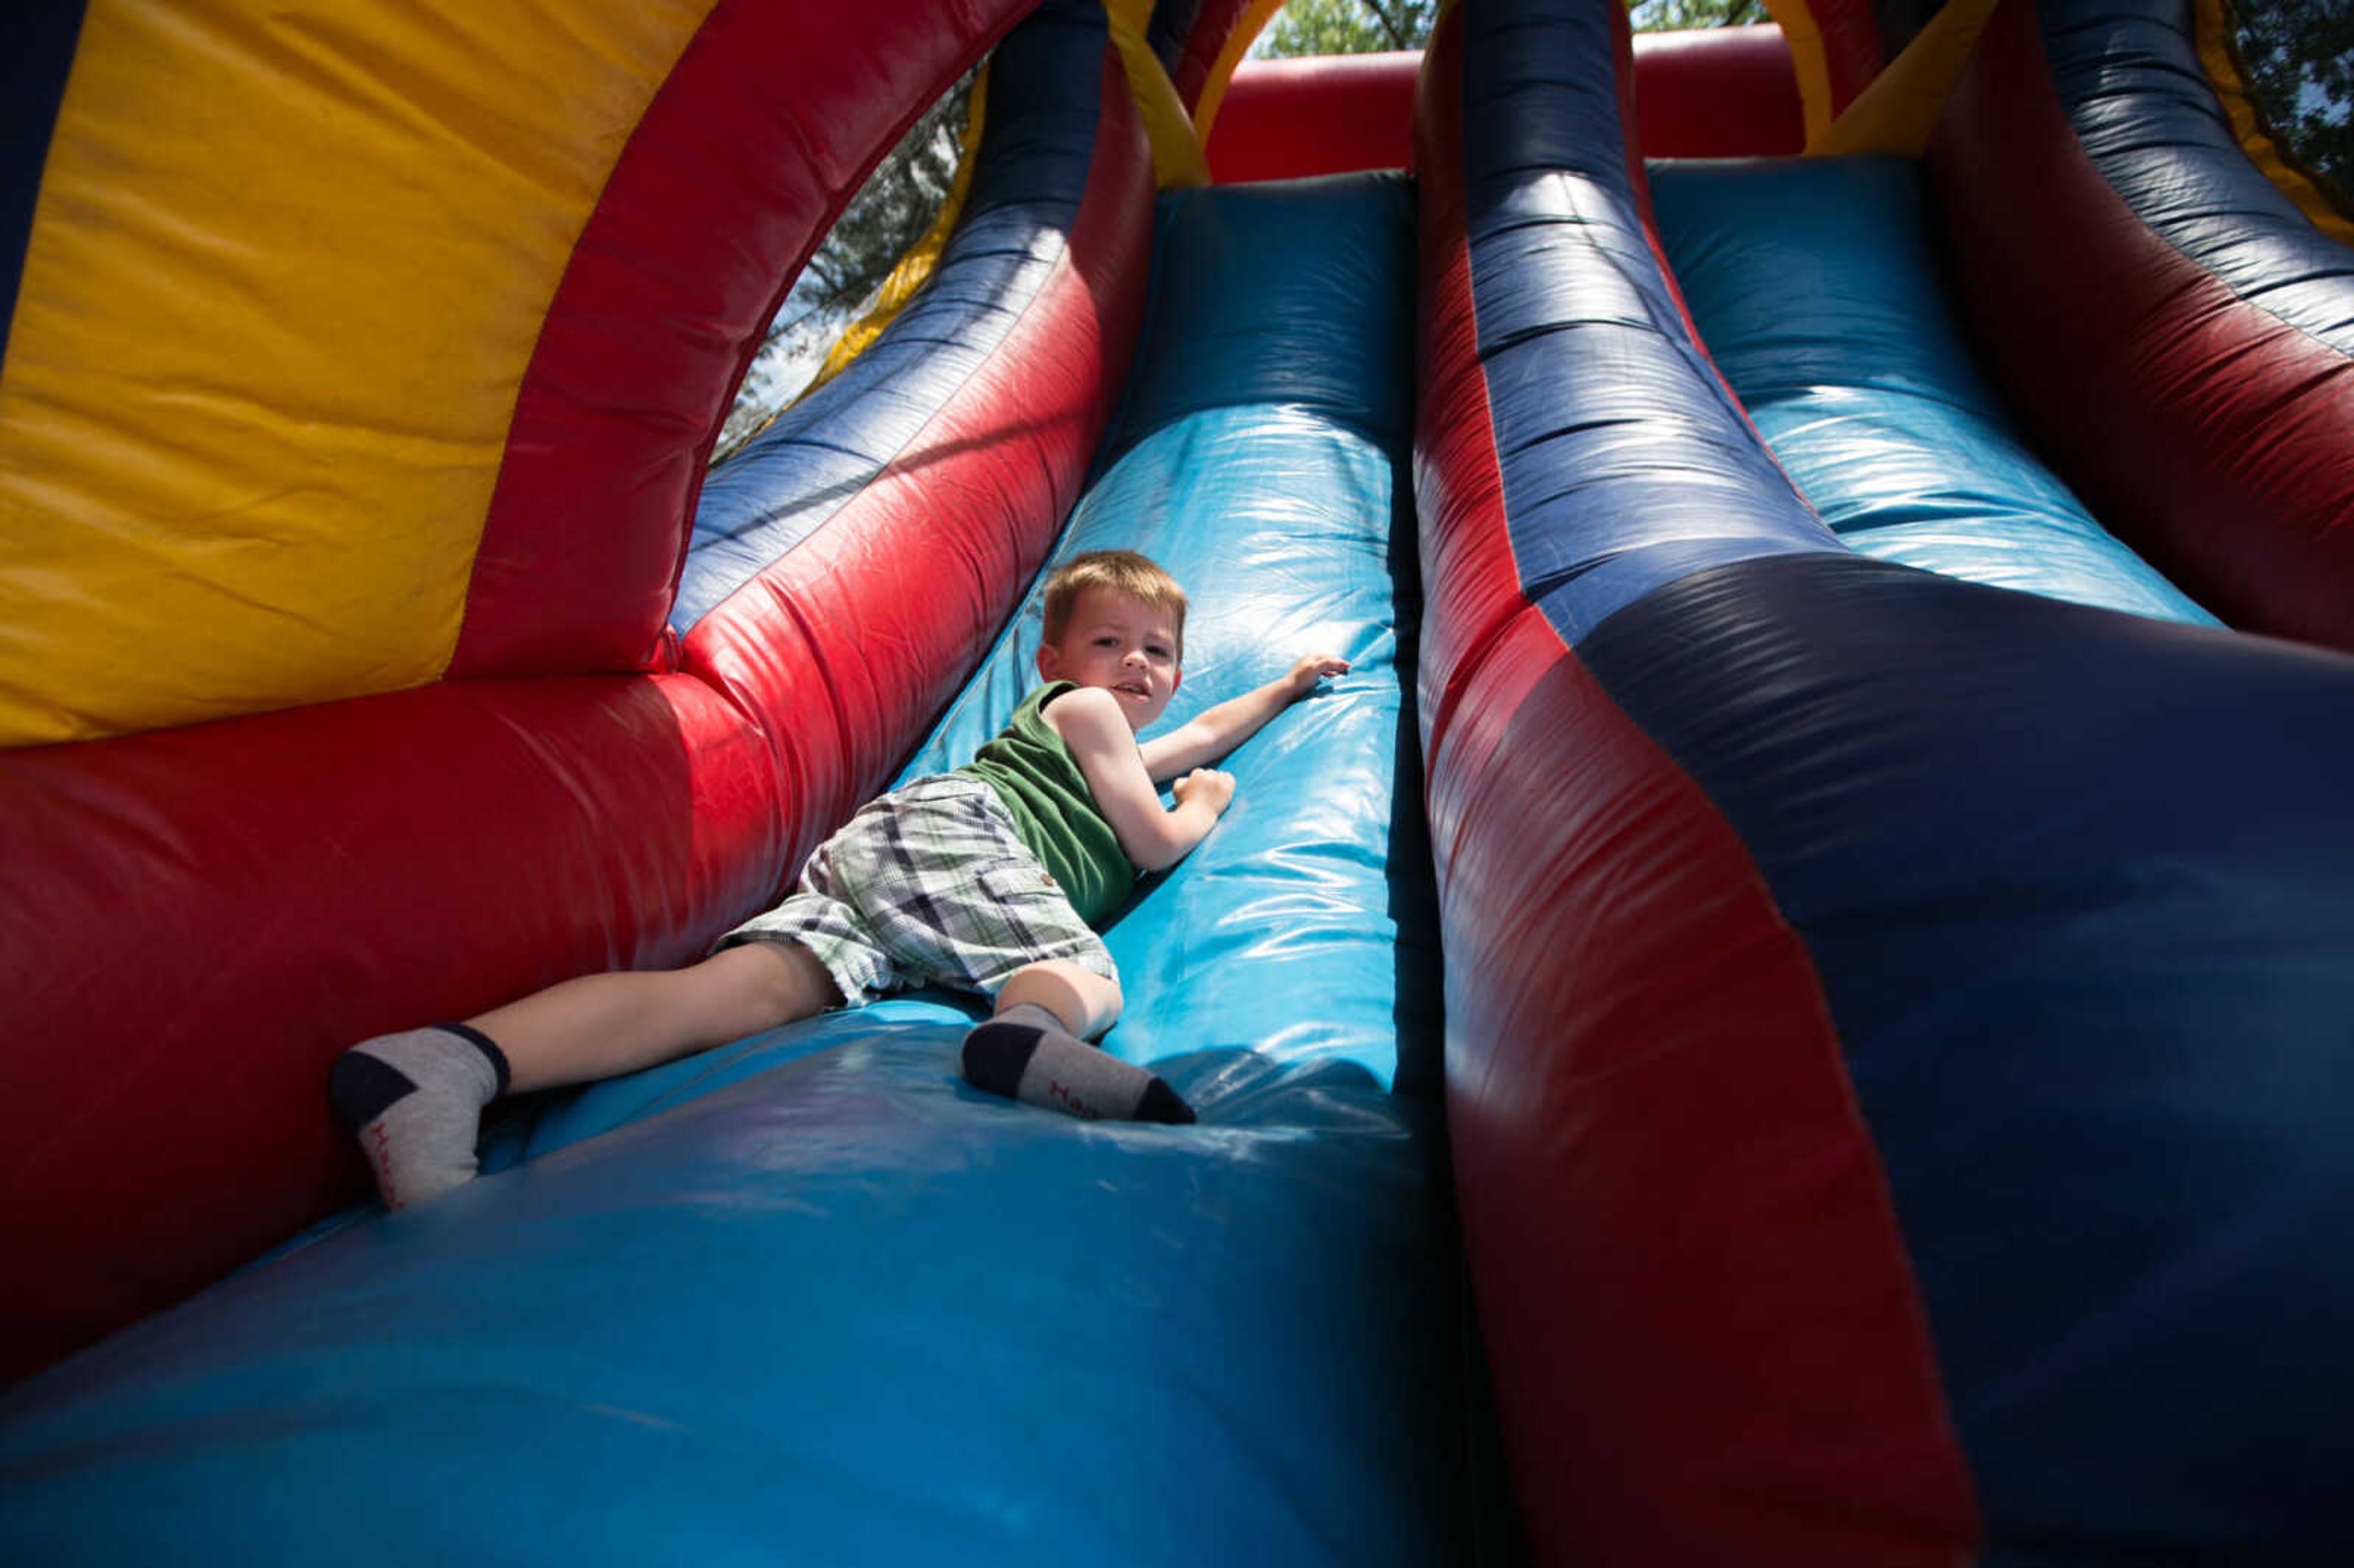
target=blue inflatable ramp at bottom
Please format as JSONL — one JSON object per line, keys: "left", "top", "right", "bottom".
{"left": 0, "top": 175, "right": 1469, "bottom": 1567}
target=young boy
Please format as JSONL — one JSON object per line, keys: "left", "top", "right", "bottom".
{"left": 332, "top": 550, "right": 1347, "bottom": 1208}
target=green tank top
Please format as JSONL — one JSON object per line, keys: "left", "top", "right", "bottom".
{"left": 956, "top": 681, "right": 1138, "bottom": 926}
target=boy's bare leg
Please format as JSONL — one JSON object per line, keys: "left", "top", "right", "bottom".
{"left": 480, "top": 943, "right": 840, "bottom": 1092}
{"left": 961, "top": 960, "right": 1195, "bottom": 1124}
{"left": 994, "top": 960, "right": 1122, "bottom": 1040}
{"left": 333, "top": 942, "right": 839, "bottom": 1209}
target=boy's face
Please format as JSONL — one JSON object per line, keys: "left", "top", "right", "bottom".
{"left": 1037, "top": 586, "right": 1181, "bottom": 733}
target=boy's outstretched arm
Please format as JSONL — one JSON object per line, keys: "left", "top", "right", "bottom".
{"left": 1050, "top": 687, "right": 1237, "bottom": 872}
{"left": 1138, "top": 653, "right": 1348, "bottom": 783}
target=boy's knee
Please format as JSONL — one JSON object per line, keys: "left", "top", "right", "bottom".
{"left": 1004, "top": 959, "right": 1119, "bottom": 1037}
{"left": 718, "top": 940, "right": 837, "bottom": 1026}
{"left": 1087, "top": 970, "right": 1123, "bottom": 1027}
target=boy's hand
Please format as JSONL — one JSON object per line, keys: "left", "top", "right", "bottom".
{"left": 1171, "top": 767, "right": 1235, "bottom": 815}
{"left": 1137, "top": 656, "right": 1347, "bottom": 786}
{"left": 1286, "top": 653, "right": 1350, "bottom": 698}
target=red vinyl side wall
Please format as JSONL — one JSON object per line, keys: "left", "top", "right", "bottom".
{"left": 1414, "top": 9, "right": 1975, "bottom": 1560}
{"left": 1931, "top": 0, "right": 2354, "bottom": 649}
{"left": 1206, "top": 26, "right": 1802, "bottom": 183}
{"left": 0, "top": 676, "right": 777, "bottom": 1380}
{"left": 452, "top": 0, "right": 1032, "bottom": 679}
{"left": 683, "top": 52, "right": 1155, "bottom": 884}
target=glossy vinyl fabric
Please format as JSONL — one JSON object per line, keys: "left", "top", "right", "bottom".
{"left": 4, "top": 0, "right": 725, "bottom": 740}
{"left": 1458, "top": 0, "right": 1841, "bottom": 648}
{"left": 679, "top": 72, "right": 1150, "bottom": 883}
{"left": 0, "top": 173, "right": 1465, "bottom": 1567}
{"left": 1145, "top": 0, "right": 1201, "bottom": 75}
{"left": 1928, "top": 0, "right": 2354, "bottom": 648}
{"left": 1577, "top": 555, "right": 2354, "bottom": 1561}
{"left": 1650, "top": 154, "right": 2219, "bottom": 624}
{"left": 1423, "top": 0, "right": 2354, "bottom": 1561}
{"left": 1165, "top": 0, "right": 1254, "bottom": 110}
{"left": 2040, "top": 0, "right": 2354, "bottom": 352}
{"left": 4, "top": 1033, "right": 1460, "bottom": 1568}
{"left": 452, "top": 0, "right": 1037, "bottom": 680}
{"left": 0, "top": 670, "right": 786, "bottom": 1382}
{"left": 1206, "top": 53, "right": 1425, "bottom": 183}
{"left": 0, "top": 0, "right": 1034, "bottom": 746}
{"left": 1108, "top": 176, "right": 1416, "bottom": 455}
{"left": 1626, "top": 25, "right": 1807, "bottom": 156}
{"left": 676, "top": 2, "right": 1154, "bottom": 891}
{"left": 1202, "top": 30, "right": 1806, "bottom": 186}
{"left": 679, "top": 1, "right": 1113, "bottom": 634}
{"left": 1417, "top": 6, "right": 1977, "bottom": 1560}
{"left": 0, "top": 0, "right": 1145, "bottom": 1383}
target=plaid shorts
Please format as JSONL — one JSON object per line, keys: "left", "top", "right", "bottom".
{"left": 720, "top": 774, "right": 1116, "bottom": 1005}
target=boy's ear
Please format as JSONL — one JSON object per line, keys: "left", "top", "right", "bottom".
{"left": 1035, "top": 642, "right": 1062, "bottom": 682}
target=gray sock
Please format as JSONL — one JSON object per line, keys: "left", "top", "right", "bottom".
{"left": 329, "top": 1024, "right": 509, "bottom": 1209}
{"left": 961, "top": 1003, "right": 1195, "bottom": 1124}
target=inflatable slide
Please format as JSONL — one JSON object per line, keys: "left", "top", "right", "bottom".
{"left": 5, "top": 0, "right": 2353, "bottom": 1562}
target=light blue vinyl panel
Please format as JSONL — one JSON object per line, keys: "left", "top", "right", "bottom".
{"left": 1650, "top": 155, "right": 2222, "bottom": 626}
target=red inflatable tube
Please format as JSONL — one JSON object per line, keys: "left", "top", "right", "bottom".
{"left": 1426, "top": 622, "right": 1978, "bottom": 1567}
{"left": 0, "top": 674, "right": 779, "bottom": 1380}
{"left": 1206, "top": 27, "right": 1801, "bottom": 183}
{"left": 452, "top": 0, "right": 1034, "bottom": 680}
{"left": 1930, "top": 0, "right": 2354, "bottom": 650}
{"left": 682, "top": 51, "right": 1155, "bottom": 878}
{"left": 1208, "top": 52, "right": 1422, "bottom": 181}
{"left": 1413, "top": 11, "right": 1975, "bottom": 1561}
{"left": 1629, "top": 25, "right": 1805, "bottom": 156}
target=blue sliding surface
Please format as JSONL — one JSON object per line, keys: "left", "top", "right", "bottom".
{"left": 1649, "top": 154, "right": 2219, "bottom": 625}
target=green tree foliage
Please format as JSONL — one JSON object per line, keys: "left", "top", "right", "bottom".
{"left": 1254, "top": 0, "right": 1761, "bottom": 55}
{"left": 1626, "top": 0, "right": 1766, "bottom": 27}
{"left": 1259, "top": 0, "right": 1438, "bottom": 55}
{"left": 2230, "top": 0, "right": 2353, "bottom": 205}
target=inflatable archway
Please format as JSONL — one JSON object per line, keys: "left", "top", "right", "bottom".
{"left": 4, "top": 0, "right": 2352, "bottom": 1562}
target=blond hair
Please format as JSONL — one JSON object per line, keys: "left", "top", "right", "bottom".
{"left": 1040, "top": 549, "right": 1187, "bottom": 657}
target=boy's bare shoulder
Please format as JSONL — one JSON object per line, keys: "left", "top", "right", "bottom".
{"left": 1042, "top": 684, "right": 1125, "bottom": 736}
{"left": 1045, "top": 683, "right": 1121, "bottom": 716}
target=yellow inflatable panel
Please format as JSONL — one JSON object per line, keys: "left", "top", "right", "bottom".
{"left": 1806, "top": 0, "right": 1999, "bottom": 158}
{"left": 1107, "top": 0, "right": 1210, "bottom": 188}
{"left": 0, "top": 0, "right": 710, "bottom": 747}
{"left": 1764, "top": 0, "right": 1838, "bottom": 146}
